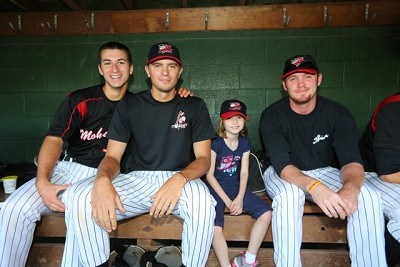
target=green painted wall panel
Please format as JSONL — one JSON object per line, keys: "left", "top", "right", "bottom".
{"left": 0, "top": 26, "right": 399, "bottom": 163}
{"left": 1, "top": 69, "right": 45, "bottom": 93}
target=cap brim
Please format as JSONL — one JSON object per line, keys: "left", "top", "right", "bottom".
{"left": 220, "top": 111, "right": 248, "bottom": 121}
{"left": 148, "top": 55, "right": 182, "bottom": 65}
{"left": 281, "top": 68, "right": 318, "bottom": 79}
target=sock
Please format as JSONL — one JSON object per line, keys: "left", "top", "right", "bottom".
{"left": 245, "top": 251, "right": 256, "bottom": 264}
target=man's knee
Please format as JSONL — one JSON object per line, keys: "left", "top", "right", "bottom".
{"left": 359, "top": 185, "right": 381, "bottom": 205}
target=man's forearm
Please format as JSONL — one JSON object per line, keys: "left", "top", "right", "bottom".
{"left": 380, "top": 172, "right": 400, "bottom": 184}
{"left": 340, "top": 162, "right": 364, "bottom": 191}
{"left": 36, "top": 136, "right": 64, "bottom": 184}
{"left": 280, "top": 164, "right": 316, "bottom": 190}
{"left": 179, "top": 156, "right": 210, "bottom": 181}
{"left": 95, "top": 156, "right": 121, "bottom": 182}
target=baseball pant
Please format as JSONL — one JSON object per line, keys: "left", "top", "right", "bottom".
{"left": 61, "top": 170, "right": 216, "bottom": 267}
{"left": 365, "top": 172, "right": 400, "bottom": 242}
{"left": 0, "top": 161, "right": 97, "bottom": 267}
{"left": 264, "top": 166, "right": 387, "bottom": 267}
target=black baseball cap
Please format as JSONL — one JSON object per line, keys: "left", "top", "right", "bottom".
{"left": 220, "top": 99, "right": 248, "bottom": 121}
{"left": 147, "top": 42, "right": 182, "bottom": 66}
{"left": 281, "top": 55, "right": 319, "bottom": 79}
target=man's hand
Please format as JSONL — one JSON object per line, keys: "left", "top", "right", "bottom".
{"left": 177, "top": 87, "right": 193, "bottom": 98}
{"left": 36, "top": 179, "right": 69, "bottom": 212}
{"left": 337, "top": 184, "right": 360, "bottom": 216}
{"left": 309, "top": 181, "right": 350, "bottom": 220}
{"left": 91, "top": 177, "right": 125, "bottom": 232}
{"left": 150, "top": 173, "right": 186, "bottom": 217}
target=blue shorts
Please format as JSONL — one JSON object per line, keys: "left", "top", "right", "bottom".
{"left": 206, "top": 183, "right": 271, "bottom": 227}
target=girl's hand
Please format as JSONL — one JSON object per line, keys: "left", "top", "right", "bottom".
{"left": 229, "top": 197, "right": 243, "bottom": 215}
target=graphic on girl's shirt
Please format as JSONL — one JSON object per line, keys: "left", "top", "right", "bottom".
{"left": 217, "top": 155, "right": 241, "bottom": 176}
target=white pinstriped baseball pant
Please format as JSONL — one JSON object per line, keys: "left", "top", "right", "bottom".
{"left": 365, "top": 172, "right": 400, "bottom": 243}
{"left": 0, "top": 161, "right": 97, "bottom": 267}
{"left": 61, "top": 170, "right": 216, "bottom": 267}
{"left": 263, "top": 166, "right": 387, "bottom": 267}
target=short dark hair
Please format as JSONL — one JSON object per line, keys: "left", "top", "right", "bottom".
{"left": 98, "top": 42, "right": 132, "bottom": 64}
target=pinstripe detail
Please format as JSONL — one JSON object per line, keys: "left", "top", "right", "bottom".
{"left": 365, "top": 172, "right": 400, "bottom": 242}
{"left": 263, "top": 166, "right": 387, "bottom": 267}
{"left": 61, "top": 171, "right": 216, "bottom": 267}
{"left": 0, "top": 161, "right": 97, "bottom": 267}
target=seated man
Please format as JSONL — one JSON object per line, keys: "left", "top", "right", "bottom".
{"left": 0, "top": 41, "right": 133, "bottom": 267}
{"left": 61, "top": 42, "right": 216, "bottom": 267}
{"left": 359, "top": 92, "right": 400, "bottom": 262}
{"left": 260, "top": 54, "right": 386, "bottom": 266}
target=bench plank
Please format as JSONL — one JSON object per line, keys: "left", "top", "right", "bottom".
{"left": 27, "top": 243, "right": 350, "bottom": 267}
{"left": 35, "top": 212, "right": 347, "bottom": 243}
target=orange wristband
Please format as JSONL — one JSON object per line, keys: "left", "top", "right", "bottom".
{"left": 307, "top": 180, "right": 321, "bottom": 192}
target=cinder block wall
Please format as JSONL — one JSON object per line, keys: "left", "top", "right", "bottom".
{"left": 0, "top": 26, "right": 399, "bottom": 163}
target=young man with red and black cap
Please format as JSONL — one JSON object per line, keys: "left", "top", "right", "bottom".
{"left": 61, "top": 42, "right": 216, "bottom": 267}
{"left": 260, "top": 55, "right": 387, "bottom": 266}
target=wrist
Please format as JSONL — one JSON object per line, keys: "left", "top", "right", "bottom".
{"left": 306, "top": 180, "right": 321, "bottom": 193}
{"left": 177, "top": 172, "right": 189, "bottom": 183}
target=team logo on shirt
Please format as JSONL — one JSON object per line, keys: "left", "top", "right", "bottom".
{"left": 80, "top": 128, "right": 107, "bottom": 140}
{"left": 313, "top": 134, "right": 329, "bottom": 144}
{"left": 171, "top": 111, "right": 188, "bottom": 130}
{"left": 217, "top": 155, "right": 241, "bottom": 176}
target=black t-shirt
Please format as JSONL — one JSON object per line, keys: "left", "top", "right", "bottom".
{"left": 260, "top": 96, "right": 362, "bottom": 175}
{"left": 108, "top": 90, "right": 216, "bottom": 171}
{"left": 359, "top": 92, "right": 400, "bottom": 175}
{"left": 47, "top": 85, "right": 127, "bottom": 168}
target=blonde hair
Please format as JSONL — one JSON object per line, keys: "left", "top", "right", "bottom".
{"left": 216, "top": 118, "right": 248, "bottom": 138}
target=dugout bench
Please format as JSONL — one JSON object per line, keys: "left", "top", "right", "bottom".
{"left": 1, "top": 190, "right": 350, "bottom": 267}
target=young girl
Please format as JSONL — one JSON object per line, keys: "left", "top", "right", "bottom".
{"left": 206, "top": 99, "right": 272, "bottom": 267}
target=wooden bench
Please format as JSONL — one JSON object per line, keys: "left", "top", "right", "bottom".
{"left": 1, "top": 191, "right": 350, "bottom": 266}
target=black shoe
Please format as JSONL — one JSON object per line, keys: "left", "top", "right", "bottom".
{"left": 123, "top": 245, "right": 146, "bottom": 267}
{"left": 140, "top": 246, "right": 182, "bottom": 267}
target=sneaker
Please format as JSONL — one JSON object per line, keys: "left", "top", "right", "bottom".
{"left": 123, "top": 245, "right": 146, "bottom": 267}
{"left": 231, "top": 252, "right": 259, "bottom": 267}
{"left": 154, "top": 245, "right": 182, "bottom": 267}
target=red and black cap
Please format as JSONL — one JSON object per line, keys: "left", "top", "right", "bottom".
{"left": 220, "top": 99, "right": 248, "bottom": 121}
{"left": 281, "top": 55, "right": 319, "bottom": 79}
{"left": 147, "top": 42, "right": 182, "bottom": 66}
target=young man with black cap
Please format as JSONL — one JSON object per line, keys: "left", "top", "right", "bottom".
{"left": 260, "top": 55, "right": 387, "bottom": 266}
{"left": 61, "top": 42, "right": 216, "bottom": 267}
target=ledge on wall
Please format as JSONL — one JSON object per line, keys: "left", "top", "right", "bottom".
{"left": 0, "top": 0, "right": 399, "bottom": 36}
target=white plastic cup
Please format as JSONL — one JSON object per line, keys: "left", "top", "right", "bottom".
{"left": 2, "top": 175, "right": 18, "bottom": 194}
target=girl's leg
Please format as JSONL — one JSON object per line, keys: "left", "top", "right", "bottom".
{"left": 212, "top": 226, "right": 230, "bottom": 267}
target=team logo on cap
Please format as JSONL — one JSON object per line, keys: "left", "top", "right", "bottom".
{"left": 291, "top": 56, "right": 305, "bottom": 67}
{"left": 158, "top": 44, "right": 173, "bottom": 54}
{"left": 230, "top": 102, "right": 242, "bottom": 111}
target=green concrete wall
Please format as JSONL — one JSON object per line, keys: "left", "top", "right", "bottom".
{"left": 0, "top": 26, "right": 399, "bottom": 163}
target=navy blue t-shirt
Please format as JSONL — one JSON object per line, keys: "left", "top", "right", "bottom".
{"left": 211, "top": 136, "right": 251, "bottom": 188}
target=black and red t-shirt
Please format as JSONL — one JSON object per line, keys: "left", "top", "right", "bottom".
{"left": 359, "top": 92, "right": 400, "bottom": 175}
{"left": 47, "top": 85, "right": 129, "bottom": 168}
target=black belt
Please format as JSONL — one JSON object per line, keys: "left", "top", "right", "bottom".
{"left": 61, "top": 155, "right": 77, "bottom": 162}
